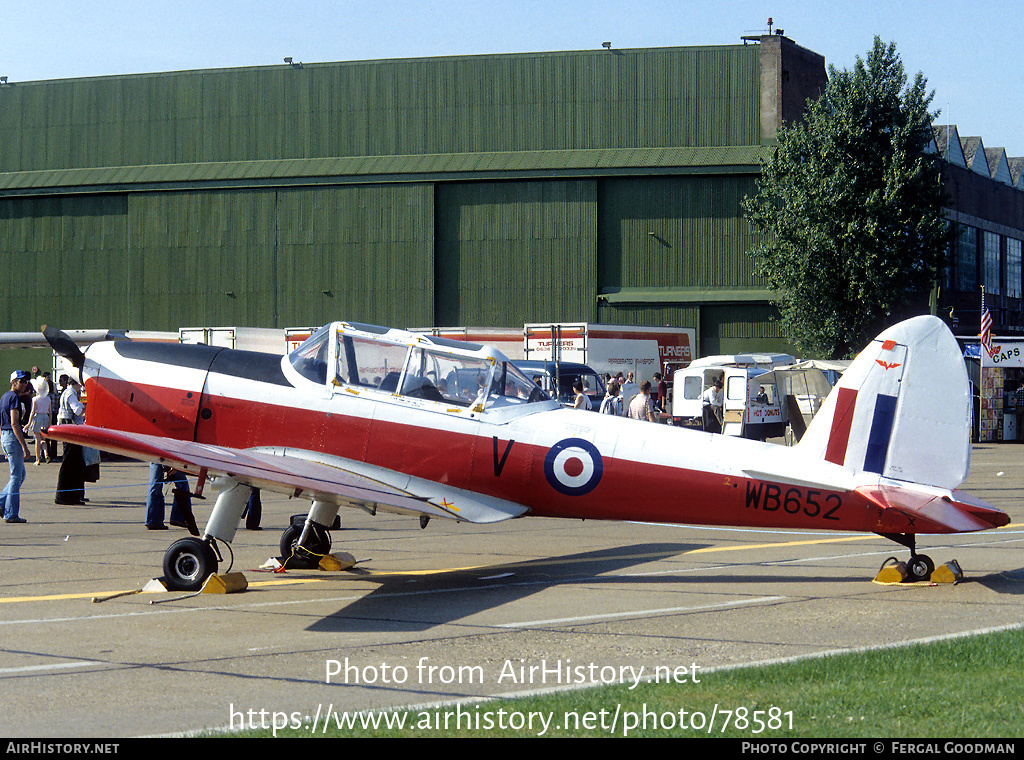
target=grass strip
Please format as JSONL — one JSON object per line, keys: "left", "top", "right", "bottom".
{"left": 229, "top": 626, "right": 1024, "bottom": 738}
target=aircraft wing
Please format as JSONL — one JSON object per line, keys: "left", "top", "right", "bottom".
{"left": 44, "top": 424, "right": 528, "bottom": 524}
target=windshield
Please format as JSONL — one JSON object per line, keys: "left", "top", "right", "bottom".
{"left": 290, "top": 324, "right": 550, "bottom": 409}
{"left": 401, "top": 349, "right": 548, "bottom": 408}
{"left": 289, "top": 325, "right": 331, "bottom": 383}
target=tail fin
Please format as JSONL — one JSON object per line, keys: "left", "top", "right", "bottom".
{"left": 797, "top": 316, "right": 971, "bottom": 490}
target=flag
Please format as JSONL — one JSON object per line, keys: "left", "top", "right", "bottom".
{"left": 981, "top": 289, "right": 998, "bottom": 357}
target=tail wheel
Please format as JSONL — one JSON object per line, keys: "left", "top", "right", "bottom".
{"left": 163, "top": 537, "right": 219, "bottom": 591}
{"left": 907, "top": 554, "right": 935, "bottom": 583}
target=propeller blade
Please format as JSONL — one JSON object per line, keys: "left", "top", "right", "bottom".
{"left": 41, "top": 325, "right": 86, "bottom": 369}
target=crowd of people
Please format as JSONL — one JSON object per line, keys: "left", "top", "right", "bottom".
{"left": 0, "top": 365, "right": 235, "bottom": 532}
{"left": 583, "top": 370, "right": 668, "bottom": 423}
{"left": 0, "top": 365, "right": 93, "bottom": 523}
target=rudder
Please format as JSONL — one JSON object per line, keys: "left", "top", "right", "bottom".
{"left": 797, "top": 316, "right": 971, "bottom": 490}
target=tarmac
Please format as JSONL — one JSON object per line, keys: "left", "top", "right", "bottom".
{"left": 0, "top": 442, "right": 1022, "bottom": 738}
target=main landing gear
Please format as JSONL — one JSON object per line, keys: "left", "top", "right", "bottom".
{"left": 161, "top": 479, "right": 249, "bottom": 591}
{"left": 278, "top": 501, "right": 343, "bottom": 569}
{"left": 163, "top": 537, "right": 221, "bottom": 590}
{"left": 877, "top": 532, "right": 935, "bottom": 583}
{"left": 279, "top": 512, "right": 341, "bottom": 569}
{"left": 158, "top": 477, "right": 348, "bottom": 590}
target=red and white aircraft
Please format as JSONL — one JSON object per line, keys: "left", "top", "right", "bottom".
{"left": 42, "top": 315, "right": 1008, "bottom": 590}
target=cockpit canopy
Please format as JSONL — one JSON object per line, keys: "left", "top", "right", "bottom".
{"left": 289, "top": 322, "right": 550, "bottom": 411}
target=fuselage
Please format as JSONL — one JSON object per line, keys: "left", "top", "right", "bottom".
{"left": 74, "top": 336, "right": 915, "bottom": 536}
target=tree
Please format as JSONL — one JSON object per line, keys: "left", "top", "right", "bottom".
{"left": 743, "top": 37, "right": 949, "bottom": 358}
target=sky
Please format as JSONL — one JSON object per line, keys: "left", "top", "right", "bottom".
{"left": 5, "top": 0, "right": 1024, "bottom": 155}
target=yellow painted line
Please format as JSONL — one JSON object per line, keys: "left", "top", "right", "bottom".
{"left": 0, "top": 527, "right": 1015, "bottom": 605}
{"left": 686, "top": 534, "right": 876, "bottom": 554}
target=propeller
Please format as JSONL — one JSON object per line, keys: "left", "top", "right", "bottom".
{"left": 41, "top": 325, "right": 86, "bottom": 369}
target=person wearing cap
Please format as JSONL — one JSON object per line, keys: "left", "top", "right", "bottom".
{"left": 0, "top": 371, "right": 32, "bottom": 523}
{"left": 55, "top": 376, "right": 87, "bottom": 505}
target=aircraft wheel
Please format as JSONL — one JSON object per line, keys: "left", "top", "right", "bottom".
{"left": 279, "top": 522, "right": 331, "bottom": 558}
{"left": 279, "top": 524, "right": 303, "bottom": 557}
{"left": 163, "top": 537, "right": 218, "bottom": 591}
{"left": 906, "top": 554, "right": 934, "bottom": 582}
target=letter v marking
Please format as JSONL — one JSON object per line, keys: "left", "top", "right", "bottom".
{"left": 493, "top": 437, "right": 515, "bottom": 477}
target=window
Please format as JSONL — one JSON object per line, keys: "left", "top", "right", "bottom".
{"left": 336, "top": 334, "right": 409, "bottom": 391}
{"left": 1008, "top": 239, "right": 1022, "bottom": 299}
{"left": 956, "top": 225, "right": 978, "bottom": 292}
{"left": 683, "top": 375, "right": 703, "bottom": 400}
{"left": 400, "top": 347, "right": 492, "bottom": 406}
{"left": 726, "top": 376, "right": 747, "bottom": 401}
{"left": 289, "top": 325, "right": 331, "bottom": 383}
{"left": 984, "top": 231, "right": 1001, "bottom": 295}
{"left": 400, "top": 349, "right": 548, "bottom": 409}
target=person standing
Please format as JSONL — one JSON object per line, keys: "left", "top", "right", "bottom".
{"left": 25, "top": 385, "right": 52, "bottom": 464}
{"left": 702, "top": 377, "right": 724, "bottom": 433}
{"left": 145, "top": 463, "right": 191, "bottom": 530}
{"left": 572, "top": 379, "right": 592, "bottom": 410}
{"left": 619, "top": 372, "right": 640, "bottom": 415}
{"left": 55, "top": 377, "right": 87, "bottom": 505}
{"left": 628, "top": 380, "right": 658, "bottom": 422}
{"left": 654, "top": 372, "right": 668, "bottom": 413}
{"left": 599, "top": 380, "right": 622, "bottom": 416}
{"left": 0, "top": 371, "right": 32, "bottom": 523}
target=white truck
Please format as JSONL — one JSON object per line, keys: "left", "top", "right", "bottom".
{"left": 670, "top": 353, "right": 796, "bottom": 439}
{"left": 523, "top": 323, "right": 696, "bottom": 388}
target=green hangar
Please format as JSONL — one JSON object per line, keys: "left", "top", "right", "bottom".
{"left": 0, "top": 34, "right": 871, "bottom": 356}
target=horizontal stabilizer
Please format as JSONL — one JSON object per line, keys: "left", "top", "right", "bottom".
{"left": 45, "top": 424, "right": 528, "bottom": 524}
{"left": 857, "top": 484, "right": 1010, "bottom": 534}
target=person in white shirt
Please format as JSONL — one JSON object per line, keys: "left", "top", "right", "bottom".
{"left": 599, "top": 381, "right": 622, "bottom": 415}
{"left": 628, "top": 381, "right": 657, "bottom": 422}
{"left": 702, "top": 378, "right": 724, "bottom": 433}
{"left": 55, "top": 377, "right": 88, "bottom": 505}
{"left": 619, "top": 372, "right": 639, "bottom": 415}
{"left": 572, "top": 380, "right": 592, "bottom": 410}
{"left": 26, "top": 388, "right": 52, "bottom": 464}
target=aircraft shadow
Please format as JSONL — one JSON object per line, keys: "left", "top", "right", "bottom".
{"left": 973, "top": 567, "right": 1024, "bottom": 595}
{"left": 305, "top": 542, "right": 700, "bottom": 632}
{"left": 304, "top": 542, "right": 863, "bottom": 633}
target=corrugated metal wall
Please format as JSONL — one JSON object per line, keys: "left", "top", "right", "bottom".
{"left": 700, "top": 304, "right": 793, "bottom": 355}
{"left": 0, "top": 196, "right": 129, "bottom": 329}
{"left": 597, "top": 176, "right": 762, "bottom": 290}
{"left": 0, "top": 43, "right": 787, "bottom": 350}
{"left": 0, "top": 186, "right": 434, "bottom": 332}
{"left": 0, "top": 46, "right": 760, "bottom": 172}
{"left": 435, "top": 181, "right": 597, "bottom": 325}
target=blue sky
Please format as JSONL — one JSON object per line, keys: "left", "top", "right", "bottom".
{"left": 6, "top": 0, "right": 1024, "bottom": 155}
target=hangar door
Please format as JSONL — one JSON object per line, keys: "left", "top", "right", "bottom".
{"left": 434, "top": 180, "right": 598, "bottom": 326}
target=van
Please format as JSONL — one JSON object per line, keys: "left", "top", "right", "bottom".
{"left": 670, "top": 365, "right": 786, "bottom": 439}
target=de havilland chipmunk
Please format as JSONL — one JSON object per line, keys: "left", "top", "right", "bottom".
{"left": 37, "top": 315, "right": 1009, "bottom": 591}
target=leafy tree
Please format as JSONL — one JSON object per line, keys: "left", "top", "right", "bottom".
{"left": 743, "top": 37, "right": 948, "bottom": 358}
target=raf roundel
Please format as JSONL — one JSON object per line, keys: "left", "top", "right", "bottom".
{"left": 544, "top": 438, "right": 604, "bottom": 496}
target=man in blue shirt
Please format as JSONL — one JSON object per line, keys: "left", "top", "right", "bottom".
{"left": 0, "top": 370, "right": 33, "bottom": 523}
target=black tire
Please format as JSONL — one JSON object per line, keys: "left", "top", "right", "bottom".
{"left": 907, "top": 554, "right": 935, "bottom": 582}
{"left": 279, "top": 523, "right": 304, "bottom": 557}
{"left": 163, "top": 537, "right": 218, "bottom": 591}
{"left": 279, "top": 522, "right": 331, "bottom": 558}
